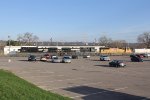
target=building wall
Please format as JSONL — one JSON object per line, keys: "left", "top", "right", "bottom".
{"left": 100, "top": 48, "right": 132, "bottom": 54}
{"left": 4, "top": 46, "right": 21, "bottom": 55}
{"left": 134, "top": 49, "right": 150, "bottom": 54}
{"left": 4, "top": 46, "right": 104, "bottom": 55}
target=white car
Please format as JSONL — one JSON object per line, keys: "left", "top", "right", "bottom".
{"left": 83, "top": 55, "right": 90, "bottom": 58}
{"left": 51, "top": 55, "right": 57, "bottom": 59}
{"left": 40, "top": 57, "right": 47, "bottom": 62}
{"left": 100, "top": 55, "right": 110, "bottom": 61}
{"left": 62, "top": 56, "right": 71, "bottom": 63}
{"left": 145, "top": 53, "right": 150, "bottom": 57}
{"left": 52, "top": 57, "right": 61, "bottom": 63}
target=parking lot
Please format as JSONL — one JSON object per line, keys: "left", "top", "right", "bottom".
{"left": 0, "top": 56, "right": 150, "bottom": 100}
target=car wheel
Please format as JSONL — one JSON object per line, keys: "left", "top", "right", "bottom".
{"left": 116, "top": 65, "right": 118, "bottom": 68}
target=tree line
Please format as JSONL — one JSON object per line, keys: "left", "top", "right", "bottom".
{"left": 98, "top": 32, "right": 150, "bottom": 48}
{"left": 3, "top": 32, "right": 150, "bottom": 49}
{"left": 6, "top": 32, "right": 39, "bottom": 46}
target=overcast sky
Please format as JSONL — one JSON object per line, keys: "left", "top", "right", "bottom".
{"left": 0, "top": 0, "right": 150, "bottom": 42}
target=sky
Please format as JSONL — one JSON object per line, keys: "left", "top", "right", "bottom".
{"left": 0, "top": 0, "right": 150, "bottom": 43}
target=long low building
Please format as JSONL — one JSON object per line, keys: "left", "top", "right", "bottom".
{"left": 4, "top": 45, "right": 105, "bottom": 55}
{"left": 133, "top": 48, "right": 150, "bottom": 54}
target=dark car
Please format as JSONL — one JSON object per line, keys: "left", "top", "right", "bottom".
{"left": 109, "top": 60, "right": 126, "bottom": 67}
{"left": 130, "top": 55, "right": 143, "bottom": 62}
{"left": 72, "top": 55, "right": 78, "bottom": 59}
{"left": 135, "top": 54, "right": 144, "bottom": 58}
{"left": 28, "top": 55, "right": 36, "bottom": 61}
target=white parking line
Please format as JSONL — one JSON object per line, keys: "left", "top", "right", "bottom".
{"left": 37, "top": 78, "right": 85, "bottom": 84}
{"left": 49, "top": 81, "right": 103, "bottom": 90}
{"left": 70, "top": 87, "right": 128, "bottom": 99}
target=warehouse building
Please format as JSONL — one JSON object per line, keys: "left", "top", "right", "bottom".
{"left": 4, "top": 45, "right": 105, "bottom": 55}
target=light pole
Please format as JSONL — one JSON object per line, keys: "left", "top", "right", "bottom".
{"left": 50, "top": 37, "right": 52, "bottom": 46}
{"left": 8, "top": 35, "right": 11, "bottom": 62}
{"left": 8, "top": 35, "right": 10, "bottom": 55}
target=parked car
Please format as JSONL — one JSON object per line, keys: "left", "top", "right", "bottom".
{"left": 83, "top": 55, "right": 90, "bottom": 58}
{"left": 51, "top": 55, "right": 57, "bottom": 59}
{"left": 40, "top": 56, "right": 47, "bottom": 62}
{"left": 28, "top": 55, "right": 36, "bottom": 61}
{"left": 100, "top": 55, "right": 110, "bottom": 61}
{"left": 52, "top": 57, "right": 61, "bottom": 63}
{"left": 130, "top": 55, "right": 143, "bottom": 62}
{"left": 135, "top": 54, "right": 144, "bottom": 58}
{"left": 109, "top": 60, "right": 126, "bottom": 67}
{"left": 68, "top": 56, "right": 72, "bottom": 59}
{"left": 144, "top": 53, "right": 150, "bottom": 58}
{"left": 62, "top": 56, "right": 71, "bottom": 63}
{"left": 64, "top": 55, "right": 72, "bottom": 59}
{"left": 72, "top": 55, "right": 78, "bottom": 59}
{"left": 43, "top": 54, "right": 50, "bottom": 59}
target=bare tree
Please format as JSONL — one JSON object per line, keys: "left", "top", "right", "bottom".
{"left": 137, "top": 32, "right": 150, "bottom": 48}
{"left": 111, "top": 40, "right": 127, "bottom": 48}
{"left": 98, "top": 36, "right": 112, "bottom": 47}
{"left": 17, "top": 32, "right": 39, "bottom": 46}
{"left": 17, "top": 34, "right": 23, "bottom": 45}
{"left": 33, "top": 35, "right": 39, "bottom": 46}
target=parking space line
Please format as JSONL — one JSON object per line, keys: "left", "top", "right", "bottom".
{"left": 70, "top": 87, "right": 128, "bottom": 99}
{"left": 37, "top": 78, "right": 85, "bottom": 84}
{"left": 49, "top": 81, "right": 103, "bottom": 90}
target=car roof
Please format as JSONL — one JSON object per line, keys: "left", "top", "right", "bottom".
{"left": 100, "top": 55, "right": 108, "bottom": 57}
{"left": 29, "top": 55, "right": 35, "bottom": 56}
{"left": 112, "top": 60, "right": 123, "bottom": 62}
{"left": 29, "top": 55, "right": 36, "bottom": 57}
{"left": 53, "top": 57, "right": 58, "bottom": 59}
{"left": 63, "top": 56, "right": 70, "bottom": 58}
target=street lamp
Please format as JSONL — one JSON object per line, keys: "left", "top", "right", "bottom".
{"left": 8, "top": 35, "right": 11, "bottom": 62}
{"left": 8, "top": 35, "right": 10, "bottom": 54}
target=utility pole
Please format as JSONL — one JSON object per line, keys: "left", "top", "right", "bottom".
{"left": 8, "top": 35, "right": 11, "bottom": 62}
{"left": 8, "top": 35, "right": 10, "bottom": 54}
{"left": 50, "top": 37, "right": 52, "bottom": 46}
{"left": 94, "top": 38, "right": 97, "bottom": 45}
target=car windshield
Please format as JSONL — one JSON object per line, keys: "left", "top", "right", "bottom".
{"left": 112, "top": 60, "right": 122, "bottom": 63}
{"left": 103, "top": 56, "right": 108, "bottom": 57}
{"left": 44, "top": 54, "right": 49, "bottom": 56}
{"left": 53, "top": 57, "right": 58, "bottom": 59}
{"left": 117, "top": 60, "right": 123, "bottom": 63}
{"left": 112, "top": 60, "right": 117, "bottom": 63}
{"left": 29, "top": 55, "right": 36, "bottom": 58}
{"left": 63, "top": 57, "right": 70, "bottom": 59}
{"left": 101, "top": 55, "right": 108, "bottom": 57}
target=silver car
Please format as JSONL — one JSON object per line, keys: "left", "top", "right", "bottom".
{"left": 144, "top": 53, "right": 150, "bottom": 57}
{"left": 100, "top": 55, "right": 110, "bottom": 61}
{"left": 52, "top": 57, "right": 61, "bottom": 63}
{"left": 62, "top": 56, "right": 71, "bottom": 63}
